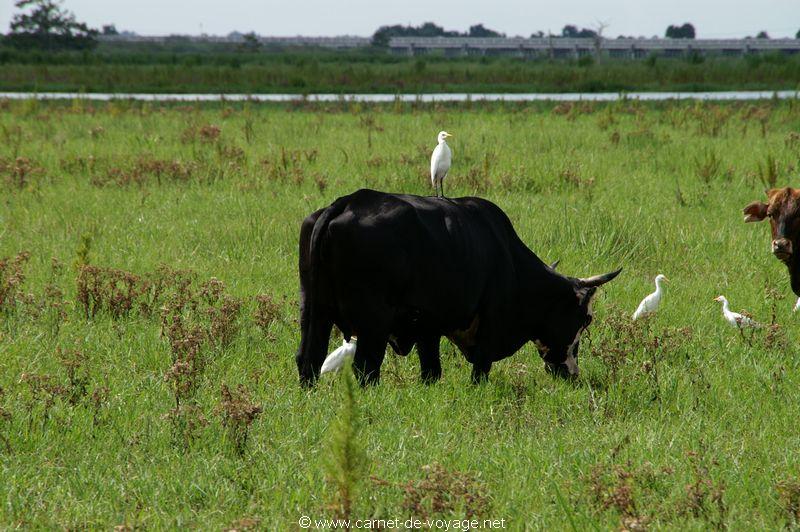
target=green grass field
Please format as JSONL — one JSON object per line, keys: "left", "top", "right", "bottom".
{"left": 2, "top": 97, "right": 800, "bottom": 529}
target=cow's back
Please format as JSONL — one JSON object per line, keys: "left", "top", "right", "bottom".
{"left": 310, "top": 189, "right": 523, "bottom": 333}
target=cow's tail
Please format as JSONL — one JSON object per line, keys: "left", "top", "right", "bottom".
{"left": 307, "top": 195, "right": 352, "bottom": 303}
{"left": 296, "top": 196, "right": 350, "bottom": 386}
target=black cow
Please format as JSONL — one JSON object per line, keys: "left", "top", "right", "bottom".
{"left": 296, "top": 189, "right": 620, "bottom": 386}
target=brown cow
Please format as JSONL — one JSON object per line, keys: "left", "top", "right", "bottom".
{"left": 744, "top": 187, "right": 800, "bottom": 295}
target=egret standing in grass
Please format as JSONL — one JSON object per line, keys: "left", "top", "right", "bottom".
{"left": 714, "top": 296, "right": 762, "bottom": 328}
{"left": 320, "top": 337, "right": 358, "bottom": 375}
{"left": 430, "top": 131, "right": 452, "bottom": 198}
{"left": 794, "top": 297, "right": 800, "bottom": 312}
{"left": 632, "top": 274, "right": 668, "bottom": 320}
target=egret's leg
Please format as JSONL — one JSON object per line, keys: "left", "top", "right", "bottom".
{"left": 441, "top": 178, "right": 446, "bottom": 198}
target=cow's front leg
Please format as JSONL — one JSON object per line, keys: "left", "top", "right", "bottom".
{"left": 416, "top": 335, "right": 442, "bottom": 384}
{"left": 352, "top": 334, "right": 388, "bottom": 386}
{"left": 470, "top": 359, "right": 492, "bottom": 384}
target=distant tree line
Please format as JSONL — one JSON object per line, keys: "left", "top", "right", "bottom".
{"left": 560, "top": 25, "right": 598, "bottom": 38}
{"left": 372, "top": 22, "right": 700, "bottom": 45}
{"left": 372, "top": 22, "right": 699, "bottom": 46}
{"left": 372, "top": 22, "right": 504, "bottom": 47}
{"left": 665, "top": 23, "right": 696, "bottom": 39}
{"left": 373, "top": 21, "right": 800, "bottom": 44}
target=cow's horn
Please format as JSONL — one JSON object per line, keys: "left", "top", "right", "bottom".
{"left": 549, "top": 259, "right": 560, "bottom": 270}
{"left": 578, "top": 268, "right": 622, "bottom": 288}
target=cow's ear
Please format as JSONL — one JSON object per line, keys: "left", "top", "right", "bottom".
{"left": 743, "top": 201, "right": 768, "bottom": 223}
{"left": 577, "top": 286, "right": 598, "bottom": 304}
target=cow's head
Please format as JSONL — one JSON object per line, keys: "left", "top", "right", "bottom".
{"left": 744, "top": 187, "right": 800, "bottom": 292}
{"left": 534, "top": 268, "right": 622, "bottom": 378}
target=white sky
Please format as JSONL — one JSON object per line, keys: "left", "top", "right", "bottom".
{"left": 0, "top": 0, "right": 797, "bottom": 38}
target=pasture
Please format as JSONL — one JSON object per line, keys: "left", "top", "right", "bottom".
{"left": 1, "top": 97, "right": 800, "bottom": 529}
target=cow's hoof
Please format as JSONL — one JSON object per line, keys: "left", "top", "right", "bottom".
{"left": 545, "top": 362, "right": 578, "bottom": 379}
{"left": 420, "top": 372, "right": 441, "bottom": 385}
{"left": 299, "top": 378, "right": 316, "bottom": 389}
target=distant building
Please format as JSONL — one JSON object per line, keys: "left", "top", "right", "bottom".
{"left": 387, "top": 37, "right": 800, "bottom": 58}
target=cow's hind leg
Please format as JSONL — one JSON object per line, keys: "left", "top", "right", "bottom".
{"left": 352, "top": 334, "right": 388, "bottom": 386}
{"left": 416, "top": 335, "right": 442, "bottom": 384}
{"left": 296, "top": 308, "right": 333, "bottom": 387}
{"left": 470, "top": 359, "right": 492, "bottom": 384}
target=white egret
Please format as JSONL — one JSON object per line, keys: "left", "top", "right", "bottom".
{"left": 430, "top": 131, "right": 452, "bottom": 198}
{"left": 713, "top": 296, "right": 762, "bottom": 328}
{"left": 794, "top": 297, "right": 800, "bottom": 312}
{"left": 320, "top": 338, "right": 358, "bottom": 375}
{"left": 632, "top": 274, "right": 668, "bottom": 320}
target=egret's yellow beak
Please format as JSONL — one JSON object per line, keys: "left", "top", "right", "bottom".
{"left": 445, "top": 132, "right": 453, "bottom": 138}
{"left": 663, "top": 276, "right": 670, "bottom": 282}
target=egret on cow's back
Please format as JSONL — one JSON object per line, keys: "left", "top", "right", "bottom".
{"left": 430, "top": 131, "right": 452, "bottom": 198}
